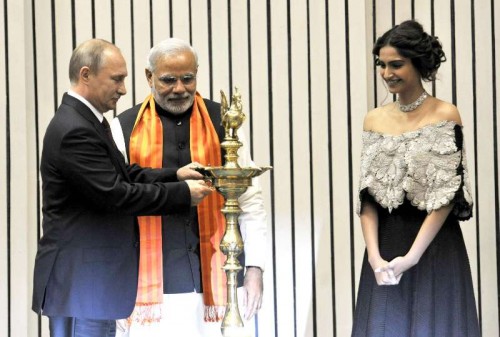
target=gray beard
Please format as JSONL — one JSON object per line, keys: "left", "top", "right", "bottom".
{"left": 153, "top": 90, "right": 195, "bottom": 115}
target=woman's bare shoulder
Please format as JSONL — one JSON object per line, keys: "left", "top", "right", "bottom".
{"left": 429, "top": 98, "right": 462, "bottom": 125}
{"left": 363, "top": 104, "right": 394, "bottom": 131}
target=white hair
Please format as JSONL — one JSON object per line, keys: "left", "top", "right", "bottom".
{"left": 146, "top": 38, "right": 198, "bottom": 72}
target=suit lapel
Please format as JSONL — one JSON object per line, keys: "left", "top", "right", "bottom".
{"left": 62, "top": 94, "right": 131, "bottom": 181}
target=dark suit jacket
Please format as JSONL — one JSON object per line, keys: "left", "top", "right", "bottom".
{"left": 32, "top": 93, "right": 191, "bottom": 320}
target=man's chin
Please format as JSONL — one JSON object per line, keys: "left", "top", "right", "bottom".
{"left": 105, "top": 103, "right": 118, "bottom": 112}
{"left": 164, "top": 101, "right": 193, "bottom": 114}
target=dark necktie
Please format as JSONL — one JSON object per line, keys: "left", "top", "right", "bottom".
{"left": 101, "top": 117, "right": 118, "bottom": 149}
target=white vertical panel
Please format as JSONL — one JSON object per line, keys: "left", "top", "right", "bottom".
{"left": 151, "top": 0, "right": 170, "bottom": 44}
{"left": 94, "top": 0, "right": 112, "bottom": 41}
{"left": 247, "top": 0, "right": 271, "bottom": 167}
{"left": 394, "top": 0, "right": 412, "bottom": 22}
{"left": 496, "top": 0, "right": 500, "bottom": 296}
{"left": 132, "top": 0, "right": 151, "bottom": 102}
{"left": 0, "top": 0, "right": 7, "bottom": 333}
{"left": 210, "top": 0, "right": 230, "bottom": 98}
{"left": 33, "top": 4, "right": 57, "bottom": 336}
{"left": 329, "top": 0, "right": 352, "bottom": 334}
{"left": 191, "top": 0, "right": 210, "bottom": 96}
{"left": 413, "top": 2, "right": 432, "bottom": 36}
{"left": 350, "top": 2, "right": 370, "bottom": 337}
{"left": 229, "top": 0, "right": 249, "bottom": 121}
{"left": 114, "top": 0, "right": 134, "bottom": 113}
{"left": 374, "top": 0, "right": 393, "bottom": 107}
{"left": 24, "top": 0, "right": 40, "bottom": 333}
{"left": 269, "top": 0, "right": 294, "bottom": 335}
{"left": 35, "top": 0, "right": 57, "bottom": 131}
{"left": 290, "top": 1, "right": 313, "bottom": 337}
{"left": 365, "top": 1, "right": 375, "bottom": 110}
{"left": 475, "top": 1, "right": 499, "bottom": 335}
{"left": 171, "top": 0, "right": 190, "bottom": 41}
{"left": 412, "top": 5, "right": 434, "bottom": 96}
{"left": 55, "top": 0, "right": 73, "bottom": 101}
{"left": 32, "top": 2, "right": 55, "bottom": 337}
{"left": 454, "top": 0, "right": 479, "bottom": 311}
{"left": 74, "top": 0, "right": 93, "bottom": 42}
{"left": 246, "top": 1, "right": 274, "bottom": 333}
{"left": 433, "top": 0, "right": 453, "bottom": 102}
{"left": 350, "top": 0, "right": 370, "bottom": 270}
{"left": 7, "top": 0, "right": 32, "bottom": 335}
{"left": 228, "top": 0, "right": 252, "bottom": 175}
{"left": 309, "top": 0, "right": 334, "bottom": 335}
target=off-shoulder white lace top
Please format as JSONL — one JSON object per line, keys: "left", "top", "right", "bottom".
{"left": 357, "top": 120, "right": 473, "bottom": 220}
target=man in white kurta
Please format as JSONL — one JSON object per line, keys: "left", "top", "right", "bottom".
{"left": 111, "top": 37, "right": 267, "bottom": 337}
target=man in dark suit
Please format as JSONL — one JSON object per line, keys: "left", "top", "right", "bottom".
{"left": 31, "top": 39, "right": 213, "bottom": 337}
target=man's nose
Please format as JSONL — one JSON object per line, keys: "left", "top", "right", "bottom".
{"left": 118, "top": 81, "right": 127, "bottom": 95}
{"left": 172, "top": 79, "right": 186, "bottom": 93}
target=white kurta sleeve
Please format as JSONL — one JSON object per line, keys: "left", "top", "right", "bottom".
{"left": 236, "top": 128, "right": 268, "bottom": 270}
{"left": 110, "top": 117, "right": 130, "bottom": 164}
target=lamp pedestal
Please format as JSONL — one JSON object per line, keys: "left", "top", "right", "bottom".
{"left": 198, "top": 88, "right": 271, "bottom": 337}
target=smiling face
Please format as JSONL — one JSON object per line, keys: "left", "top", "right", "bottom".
{"left": 377, "top": 46, "right": 422, "bottom": 96}
{"left": 146, "top": 50, "right": 198, "bottom": 114}
{"left": 85, "top": 48, "right": 128, "bottom": 113}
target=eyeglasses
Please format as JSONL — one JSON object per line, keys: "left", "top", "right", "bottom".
{"left": 158, "top": 74, "right": 196, "bottom": 87}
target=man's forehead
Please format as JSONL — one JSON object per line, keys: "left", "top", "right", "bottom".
{"left": 101, "top": 49, "right": 126, "bottom": 67}
{"left": 155, "top": 53, "right": 196, "bottom": 71}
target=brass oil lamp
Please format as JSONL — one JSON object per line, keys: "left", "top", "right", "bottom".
{"left": 197, "top": 88, "right": 271, "bottom": 337}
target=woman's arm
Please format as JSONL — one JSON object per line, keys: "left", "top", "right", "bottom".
{"left": 386, "top": 204, "right": 454, "bottom": 279}
{"left": 360, "top": 200, "right": 398, "bottom": 285}
{"left": 360, "top": 201, "right": 382, "bottom": 266}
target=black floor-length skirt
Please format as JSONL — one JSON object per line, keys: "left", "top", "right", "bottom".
{"left": 352, "top": 199, "right": 480, "bottom": 337}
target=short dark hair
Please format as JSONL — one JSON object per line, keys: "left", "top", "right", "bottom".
{"left": 373, "top": 20, "right": 446, "bottom": 81}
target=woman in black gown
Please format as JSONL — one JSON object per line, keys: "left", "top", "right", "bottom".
{"left": 352, "top": 20, "right": 480, "bottom": 337}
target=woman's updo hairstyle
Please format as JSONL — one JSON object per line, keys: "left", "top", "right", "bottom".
{"left": 372, "top": 20, "right": 446, "bottom": 81}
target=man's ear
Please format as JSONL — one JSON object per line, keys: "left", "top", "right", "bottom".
{"left": 80, "top": 66, "right": 91, "bottom": 83}
{"left": 145, "top": 68, "right": 153, "bottom": 87}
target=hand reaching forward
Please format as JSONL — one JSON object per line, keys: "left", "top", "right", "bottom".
{"left": 177, "top": 162, "right": 204, "bottom": 181}
{"left": 185, "top": 179, "right": 213, "bottom": 206}
{"left": 242, "top": 267, "right": 263, "bottom": 320}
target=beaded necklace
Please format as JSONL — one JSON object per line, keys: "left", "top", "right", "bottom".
{"left": 397, "top": 91, "right": 429, "bottom": 112}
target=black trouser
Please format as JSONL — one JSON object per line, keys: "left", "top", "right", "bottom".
{"left": 49, "top": 316, "right": 116, "bottom": 337}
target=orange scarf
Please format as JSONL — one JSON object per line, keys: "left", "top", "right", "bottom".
{"left": 128, "top": 93, "right": 227, "bottom": 324}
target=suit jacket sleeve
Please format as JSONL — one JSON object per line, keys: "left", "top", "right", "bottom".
{"left": 58, "top": 125, "right": 189, "bottom": 215}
